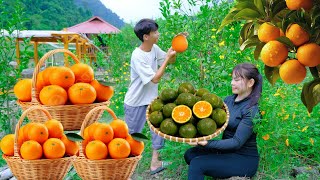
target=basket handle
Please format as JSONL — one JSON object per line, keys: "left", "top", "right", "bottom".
{"left": 31, "top": 49, "right": 81, "bottom": 103}
{"left": 13, "top": 106, "right": 52, "bottom": 157}
{"left": 79, "top": 106, "right": 118, "bottom": 157}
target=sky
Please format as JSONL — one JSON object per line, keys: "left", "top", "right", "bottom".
{"left": 100, "top": 0, "right": 200, "bottom": 24}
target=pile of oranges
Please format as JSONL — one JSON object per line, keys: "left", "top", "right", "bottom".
{"left": 0, "top": 119, "right": 79, "bottom": 160}
{"left": 83, "top": 119, "right": 144, "bottom": 160}
{"left": 257, "top": 0, "right": 320, "bottom": 84}
{"left": 14, "top": 63, "right": 114, "bottom": 105}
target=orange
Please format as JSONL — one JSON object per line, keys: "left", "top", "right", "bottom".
{"left": 60, "top": 134, "right": 79, "bottom": 156}
{"left": 297, "top": 43, "right": 320, "bottom": 67}
{"left": 110, "top": 119, "right": 129, "bottom": 138}
{"left": 286, "top": 0, "right": 313, "bottom": 11}
{"left": 18, "top": 126, "right": 25, "bottom": 148}
{"left": 68, "top": 83, "right": 96, "bottom": 104}
{"left": 93, "top": 123, "right": 114, "bottom": 144}
{"left": 286, "top": 24, "right": 309, "bottom": 47}
{"left": 279, "top": 60, "right": 306, "bottom": 84}
{"left": 70, "top": 63, "right": 94, "bottom": 83}
{"left": 20, "top": 140, "right": 43, "bottom": 160}
{"left": 36, "top": 71, "right": 46, "bottom": 92}
{"left": 49, "top": 66, "right": 75, "bottom": 89}
{"left": 83, "top": 126, "right": 91, "bottom": 140}
{"left": 108, "top": 138, "right": 131, "bottom": 159}
{"left": 85, "top": 140, "right": 108, "bottom": 160}
{"left": 260, "top": 41, "right": 288, "bottom": 67}
{"left": 172, "top": 105, "right": 192, "bottom": 124}
{"left": 44, "top": 119, "right": 64, "bottom": 138}
{"left": 172, "top": 34, "right": 188, "bottom": 53}
{"left": 257, "top": 22, "right": 281, "bottom": 43}
{"left": 192, "top": 101, "right": 213, "bottom": 119}
{"left": 90, "top": 79, "right": 114, "bottom": 102}
{"left": 27, "top": 122, "right": 49, "bottom": 144}
{"left": 14, "top": 79, "right": 32, "bottom": 102}
{"left": 43, "top": 138, "right": 66, "bottom": 159}
{"left": 23, "top": 122, "right": 36, "bottom": 141}
{"left": 125, "top": 135, "right": 144, "bottom": 156}
{"left": 0, "top": 134, "right": 14, "bottom": 156}
{"left": 39, "top": 85, "right": 68, "bottom": 105}
{"left": 87, "top": 122, "right": 100, "bottom": 140}
{"left": 42, "top": 66, "right": 58, "bottom": 86}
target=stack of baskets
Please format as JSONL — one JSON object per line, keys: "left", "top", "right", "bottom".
{"left": 3, "top": 106, "right": 75, "bottom": 180}
{"left": 73, "top": 106, "right": 141, "bottom": 180}
{"left": 146, "top": 98, "right": 230, "bottom": 143}
{"left": 16, "top": 49, "right": 110, "bottom": 130}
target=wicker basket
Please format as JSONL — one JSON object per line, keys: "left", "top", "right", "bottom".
{"left": 73, "top": 106, "right": 142, "bottom": 180}
{"left": 146, "top": 98, "right": 230, "bottom": 143}
{"left": 2, "top": 106, "right": 75, "bottom": 180}
{"left": 16, "top": 49, "right": 110, "bottom": 130}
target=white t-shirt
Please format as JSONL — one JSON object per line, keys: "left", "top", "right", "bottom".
{"left": 124, "top": 44, "right": 166, "bottom": 106}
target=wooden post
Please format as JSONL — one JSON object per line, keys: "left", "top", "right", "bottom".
{"left": 34, "top": 41, "right": 39, "bottom": 65}
{"left": 63, "top": 35, "right": 69, "bottom": 66}
{"left": 15, "top": 39, "right": 20, "bottom": 65}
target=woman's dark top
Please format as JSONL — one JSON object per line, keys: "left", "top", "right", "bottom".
{"left": 205, "top": 95, "right": 260, "bottom": 157}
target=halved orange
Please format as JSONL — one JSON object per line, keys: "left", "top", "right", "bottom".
{"left": 172, "top": 105, "right": 192, "bottom": 124}
{"left": 193, "top": 101, "right": 213, "bottom": 118}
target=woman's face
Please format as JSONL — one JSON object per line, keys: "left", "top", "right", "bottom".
{"left": 231, "top": 73, "right": 252, "bottom": 95}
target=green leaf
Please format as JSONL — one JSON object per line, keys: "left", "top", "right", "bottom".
{"left": 276, "top": 36, "right": 295, "bottom": 50}
{"left": 309, "top": 67, "right": 320, "bottom": 79}
{"left": 235, "top": 2, "right": 259, "bottom": 12}
{"left": 131, "top": 133, "right": 149, "bottom": 141}
{"left": 97, "top": 80, "right": 116, "bottom": 86}
{"left": 234, "top": 8, "right": 262, "bottom": 20}
{"left": 264, "top": 65, "right": 279, "bottom": 86}
{"left": 301, "top": 79, "right": 320, "bottom": 112}
{"left": 240, "top": 22, "right": 254, "bottom": 42}
{"left": 218, "top": 11, "right": 239, "bottom": 32}
{"left": 254, "top": 0, "right": 266, "bottom": 16}
{"left": 254, "top": 42, "right": 265, "bottom": 60}
{"left": 65, "top": 132, "right": 84, "bottom": 142}
{"left": 240, "top": 35, "right": 260, "bottom": 51}
{"left": 271, "top": 0, "right": 287, "bottom": 18}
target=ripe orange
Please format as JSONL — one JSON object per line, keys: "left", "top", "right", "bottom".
{"left": 14, "top": 79, "right": 32, "bottom": 102}
{"left": 279, "top": 60, "right": 306, "bottom": 84}
{"left": 49, "top": 66, "right": 75, "bottom": 89}
{"left": 286, "top": 24, "right": 309, "bottom": 46}
{"left": 125, "top": 135, "right": 144, "bottom": 156}
{"left": 87, "top": 122, "right": 100, "bottom": 140}
{"left": 172, "top": 34, "right": 188, "bottom": 53}
{"left": 18, "top": 126, "right": 25, "bottom": 147}
{"left": 23, "top": 123, "right": 36, "bottom": 141}
{"left": 172, "top": 105, "right": 192, "bottom": 124}
{"left": 27, "top": 122, "right": 49, "bottom": 144}
{"left": 110, "top": 119, "right": 129, "bottom": 138}
{"left": 260, "top": 41, "right": 288, "bottom": 67}
{"left": 60, "top": 134, "right": 79, "bottom": 156}
{"left": 90, "top": 79, "right": 114, "bottom": 102}
{"left": 39, "top": 85, "right": 68, "bottom": 105}
{"left": 93, "top": 123, "right": 114, "bottom": 144}
{"left": 36, "top": 71, "right": 45, "bottom": 92}
{"left": 44, "top": 119, "right": 64, "bottom": 138}
{"left": 108, "top": 138, "right": 131, "bottom": 159}
{"left": 83, "top": 126, "right": 91, "bottom": 140}
{"left": 0, "top": 134, "right": 14, "bottom": 156}
{"left": 297, "top": 43, "right": 320, "bottom": 67}
{"left": 68, "top": 83, "right": 96, "bottom": 104}
{"left": 258, "top": 22, "right": 281, "bottom": 43}
{"left": 20, "top": 140, "right": 43, "bottom": 160}
{"left": 286, "top": 0, "right": 313, "bottom": 11}
{"left": 42, "top": 66, "right": 58, "bottom": 86}
{"left": 70, "top": 63, "right": 94, "bottom": 83}
{"left": 43, "top": 138, "right": 66, "bottom": 159}
{"left": 85, "top": 140, "right": 108, "bottom": 160}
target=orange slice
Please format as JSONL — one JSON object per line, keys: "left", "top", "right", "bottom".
{"left": 172, "top": 105, "right": 192, "bottom": 124}
{"left": 193, "top": 101, "right": 213, "bottom": 119}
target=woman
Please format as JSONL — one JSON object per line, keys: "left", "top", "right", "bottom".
{"left": 184, "top": 63, "right": 262, "bottom": 179}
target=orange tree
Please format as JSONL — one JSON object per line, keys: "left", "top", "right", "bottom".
{"left": 219, "top": 0, "right": 320, "bottom": 112}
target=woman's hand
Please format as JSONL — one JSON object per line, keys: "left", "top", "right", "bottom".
{"left": 187, "top": 142, "right": 198, "bottom": 146}
{"left": 187, "top": 141, "right": 208, "bottom": 146}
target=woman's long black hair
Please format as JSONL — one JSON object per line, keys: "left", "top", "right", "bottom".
{"left": 232, "top": 63, "right": 263, "bottom": 108}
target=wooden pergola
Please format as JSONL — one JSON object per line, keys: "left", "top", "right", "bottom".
{"left": 8, "top": 30, "right": 103, "bottom": 66}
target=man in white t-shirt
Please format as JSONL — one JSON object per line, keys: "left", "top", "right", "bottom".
{"left": 124, "top": 18, "right": 176, "bottom": 175}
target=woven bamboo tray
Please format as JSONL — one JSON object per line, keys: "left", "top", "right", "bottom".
{"left": 146, "top": 98, "right": 230, "bottom": 143}
{"left": 73, "top": 106, "right": 141, "bottom": 180}
{"left": 2, "top": 106, "right": 75, "bottom": 180}
{"left": 16, "top": 49, "right": 109, "bottom": 130}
